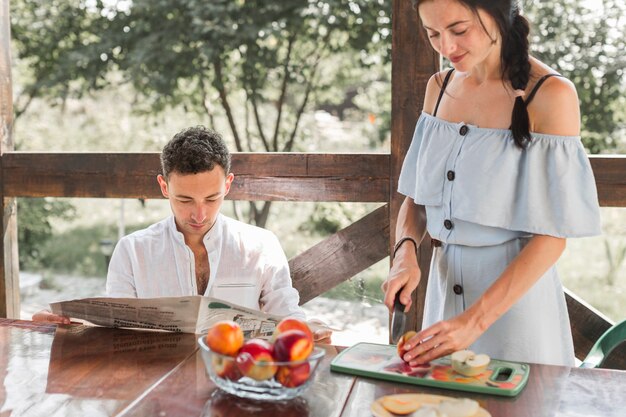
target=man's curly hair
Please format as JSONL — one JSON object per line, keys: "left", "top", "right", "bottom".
{"left": 161, "top": 126, "right": 231, "bottom": 179}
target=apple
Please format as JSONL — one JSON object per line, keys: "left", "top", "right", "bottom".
{"left": 412, "top": 406, "right": 441, "bottom": 417}
{"left": 451, "top": 350, "right": 490, "bottom": 377}
{"left": 397, "top": 330, "right": 417, "bottom": 360}
{"left": 273, "top": 329, "right": 314, "bottom": 362}
{"left": 205, "top": 320, "right": 244, "bottom": 357}
{"left": 236, "top": 338, "right": 277, "bottom": 381}
{"left": 273, "top": 317, "right": 313, "bottom": 342}
{"left": 380, "top": 394, "right": 423, "bottom": 415}
{"left": 275, "top": 362, "right": 311, "bottom": 388}
{"left": 211, "top": 354, "right": 242, "bottom": 381}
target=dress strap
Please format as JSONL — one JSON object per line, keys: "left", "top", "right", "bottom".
{"left": 525, "top": 73, "right": 563, "bottom": 106}
{"left": 433, "top": 68, "right": 455, "bottom": 117}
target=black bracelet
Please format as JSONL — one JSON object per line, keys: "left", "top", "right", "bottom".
{"left": 393, "top": 237, "right": 418, "bottom": 260}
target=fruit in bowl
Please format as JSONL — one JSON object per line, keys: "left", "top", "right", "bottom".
{"left": 211, "top": 354, "right": 242, "bottom": 381}
{"left": 273, "top": 317, "right": 314, "bottom": 341}
{"left": 236, "top": 338, "right": 278, "bottom": 381}
{"left": 205, "top": 320, "right": 244, "bottom": 356}
{"left": 198, "top": 317, "right": 326, "bottom": 401}
{"left": 273, "top": 329, "right": 314, "bottom": 362}
{"left": 275, "top": 362, "right": 311, "bottom": 388}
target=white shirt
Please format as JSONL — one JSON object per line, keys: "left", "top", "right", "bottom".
{"left": 106, "top": 214, "right": 305, "bottom": 319}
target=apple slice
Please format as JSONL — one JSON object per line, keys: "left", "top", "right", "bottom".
{"left": 438, "top": 398, "right": 480, "bottom": 417}
{"left": 380, "top": 395, "right": 422, "bottom": 415}
{"left": 412, "top": 405, "right": 443, "bottom": 417}
{"left": 451, "top": 350, "right": 490, "bottom": 377}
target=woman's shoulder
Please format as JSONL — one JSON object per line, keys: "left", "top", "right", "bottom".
{"left": 526, "top": 60, "right": 580, "bottom": 136}
{"left": 423, "top": 69, "right": 455, "bottom": 114}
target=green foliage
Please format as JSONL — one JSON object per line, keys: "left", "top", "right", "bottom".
{"left": 10, "top": 0, "right": 115, "bottom": 117}
{"left": 11, "top": 0, "right": 391, "bottom": 151}
{"left": 299, "top": 202, "right": 376, "bottom": 236}
{"left": 602, "top": 238, "right": 626, "bottom": 286}
{"left": 525, "top": 0, "right": 626, "bottom": 153}
{"left": 17, "top": 198, "right": 75, "bottom": 270}
{"left": 11, "top": 0, "right": 390, "bottom": 228}
{"left": 37, "top": 222, "right": 151, "bottom": 277}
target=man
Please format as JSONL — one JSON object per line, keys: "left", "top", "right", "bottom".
{"left": 35, "top": 126, "right": 330, "bottom": 341}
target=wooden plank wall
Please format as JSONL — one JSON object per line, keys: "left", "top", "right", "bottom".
{"left": 1, "top": 153, "right": 390, "bottom": 202}
{"left": 391, "top": 0, "right": 439, "bottom": 335}
{"left": 3, "top": 152, "right": 625, "bottom": 204}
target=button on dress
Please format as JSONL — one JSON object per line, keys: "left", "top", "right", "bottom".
{"left": 398, "top": 112, "right": 602, "bottom": 366}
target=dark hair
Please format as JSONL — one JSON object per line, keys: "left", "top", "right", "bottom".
{"left": 413, "top": 0, "right": 531, "bottom": 149}
{"left": 161, "top": 126, "right": 231, "bottom": 179}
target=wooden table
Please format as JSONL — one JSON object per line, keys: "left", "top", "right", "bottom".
{"left": 1, "top": 319, "right": 624, "bottom": 417}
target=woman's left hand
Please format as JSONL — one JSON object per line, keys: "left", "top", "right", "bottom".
{"left": 400, "top": 311, "right": 484, "bottom": 366}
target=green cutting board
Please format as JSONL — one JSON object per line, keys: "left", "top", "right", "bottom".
{"left": 330, "top": 342, "right": 529, "bottom": 397}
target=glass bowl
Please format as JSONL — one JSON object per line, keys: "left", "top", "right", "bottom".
{"left": 198, "top": 336, "right": 325, "bottom": 401}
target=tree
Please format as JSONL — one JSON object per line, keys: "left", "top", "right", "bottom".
{"left": 11, "top": 0, "right": 391, "bottom": 227}
{"left": 525, "top": 0, "right": 626, "bottom": 154}
{"left": 17, "top": 198, "right": 75, "bottom": 270}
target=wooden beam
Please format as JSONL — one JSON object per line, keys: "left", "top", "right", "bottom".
{"left": 2, "top": 153, "right": 390, "bottom": 202}
{"left": 290, "top": 204, "right": 390, "bottom": 304}
{"left": 565, "top": 288, "right": 613, "bottom": 361}
{"left": 390, "top": 0, "right": 439, "bottom": 335}
{"left": 0, "top": 0, "right": 19, "bottom": 319}
{"left": 1, "top": 152, "right": 624, "bottom": 205}
{"left": 590, "top": 155, "right": 626, "bottom": 207}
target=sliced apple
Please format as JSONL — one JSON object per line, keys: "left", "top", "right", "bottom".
{"left": 438, "top": 398, "right": 480, "bottom": 417}
{"left": 412, "top": 405, "right": 443, "bottom": 417}
{"left": 380, "top": 395, "right": 422, "bottom": 415}
{"left": 451, "top": 350, "right": 490, "bottom": 377}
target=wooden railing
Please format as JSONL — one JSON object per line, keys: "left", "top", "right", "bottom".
{"left": 2, "top": 0, "right": 625, "bottom": 361}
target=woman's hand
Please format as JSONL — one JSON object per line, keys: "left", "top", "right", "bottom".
{"left": 399, "top": 310, "right": 483, "bottom": 366}
{"left": 382, "top": 242, "right": 421, "bottom": 313}
{"left": 32, "top": 310, "right": 71, "bottom": 325}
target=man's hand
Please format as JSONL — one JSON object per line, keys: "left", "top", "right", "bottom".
{"left": 312, "top": 328, "right": 332, "bottom": 344}
{"left": 32, "top": 310, "right": 71, "bottom": 325}
{"left": 308, "top": 318, "right": 332, "bottom": 344}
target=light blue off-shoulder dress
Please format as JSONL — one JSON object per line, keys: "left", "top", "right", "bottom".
{"left": 398, "top": 112, "right": 602, "bottom": 366}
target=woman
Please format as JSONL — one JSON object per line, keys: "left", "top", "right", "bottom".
{"left": 383, "top": 0, "right": 601, "bottom": 366}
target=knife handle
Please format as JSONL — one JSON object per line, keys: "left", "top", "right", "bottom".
{"left": 393, "top": 292, "right": 404, "bottom": 311}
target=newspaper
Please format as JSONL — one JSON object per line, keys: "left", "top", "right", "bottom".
{"left": 50, "top": 296, "right": 284, "bottom": 338}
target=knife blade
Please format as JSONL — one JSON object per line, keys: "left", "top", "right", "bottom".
{"left": 390, "top": 292, "right": 407, "bottom": 344}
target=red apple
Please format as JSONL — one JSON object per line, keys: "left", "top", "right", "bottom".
{"left": 211, "top": 354, "right": 242, "bottom": 381}
{"left": 396, "top": 330, "right": 417, "bottom": 360}
{"left": 273, "top": 318, "right": 313, "bottom": 342}
{"left": 206, "top": 321, "right": 244, "bottom": 356}
{"left": 236, "top": 338, "right": 277, "bottom": 381}
{"left": 276, "top": 362, "right": 311, "bottom": 388}
{"left": 273, "top": 329, "right": 314, "bottom": 362}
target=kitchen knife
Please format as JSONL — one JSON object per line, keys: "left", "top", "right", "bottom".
{"left": 390, "top": 292, "right": 407, "bottom": 344}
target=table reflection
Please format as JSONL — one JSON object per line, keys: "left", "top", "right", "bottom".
{"left": 202, "top": 389, "right": 310, "bottom": 417}
{"left": 46, "top": 325, "right": 197, "bottom": 399}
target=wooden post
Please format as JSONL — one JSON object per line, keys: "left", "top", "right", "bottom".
{"left": 390, "top": 0, "right": 438, "bottom": 334}
{"left": 0, "top": 0, "right": 19, "bottom": 318}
